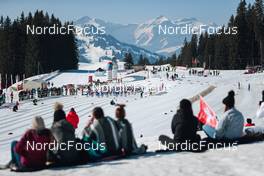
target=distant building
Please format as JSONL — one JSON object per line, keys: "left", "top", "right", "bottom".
{"left": 106, "top": 62, "right": 113, "bottom": 81}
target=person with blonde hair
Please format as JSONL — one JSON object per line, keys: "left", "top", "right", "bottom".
{"left": 48, "top": 102, "right": 80, "bottom": 165}
{"left": 54, "top": 102, "right": 63, "bottom": 111}
{"left": 53, "top": 102, "right": 66, "bottom": 123}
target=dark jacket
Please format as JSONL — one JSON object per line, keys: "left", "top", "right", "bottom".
{"left": 15, "top": 129, "right": 52, "bottom": 168}
{"left": 116, "top": 119, "right": 137, "bottom": 155}
{"left": 171, "top": 110, "right": 199, "bottom": 142}
{"left": 50, "top": 119, "right": 79, "bottom": 164}
{"left": 82, "top": 116, "right": 120, "bottom": 156}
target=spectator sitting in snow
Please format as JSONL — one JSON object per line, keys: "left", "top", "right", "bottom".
{"left": 52, "top": 102, "right": 66, "bottom": 124}
{"left": 158, "top": 99, "right": 201, "bottom": 151}
{"left": 7, "top": 116, "right": 53, "bottom": 171}
{"left": 66, "top": 108, "right": 79, "bottom": 129}
{"left": 48, "top": 102, "right": 80, "bottom": 165}
{"left": 171, "top": 99, "right": 200, "bottom": 143}
{"left": 115, "top": 104, "right": 147, "bottom": 155}
{"left": 82, "top": 107, "right": 120, "bottom": 160}
{"left": 203, "top": 90, "right": 244, "bottom": 140}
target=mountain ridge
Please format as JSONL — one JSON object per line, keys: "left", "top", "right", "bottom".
{"left": 74, "top": 15, "right": 217, "bottom": 55}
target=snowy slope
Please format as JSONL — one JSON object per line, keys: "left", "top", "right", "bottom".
{"left": 1, "top": 70, "right": 264, "bottom": 176}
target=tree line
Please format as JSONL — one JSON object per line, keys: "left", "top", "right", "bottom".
{"left": 125, "top": 53, "right": 167, "bottom": 67}
{"left": 0, "top": 11, "right": 78, "bottom": 88}
{"left": 132, "top": 0, "right": 264, "bottom": 69}
{"left": 174, "top": 0, "right": 264, "bottom": 69}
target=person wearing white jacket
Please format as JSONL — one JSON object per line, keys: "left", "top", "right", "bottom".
{"left": 256, "top": 102, "right": 264, "bottom": 118}
{"left": 215, "top": 107, "right": 244, "bottom": 139}
{"left": 256, "top": 91, "right": 264, "bottom": 118}
{"left": 203, "top": 90, "right": 244, "bottom": 140}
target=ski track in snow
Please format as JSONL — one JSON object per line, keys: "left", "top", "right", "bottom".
{"left": 1, "top": 70, "right": 264, "bottom": 176}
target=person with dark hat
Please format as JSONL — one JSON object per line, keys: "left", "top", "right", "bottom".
{"left": 203, "top": 90, "right": 244, "bottom": 140}
{"left": 245, "top": 118, "right": 255, "bottom": 127}
{"left": 53, "top": 102, "right": 66, "bottom": 123}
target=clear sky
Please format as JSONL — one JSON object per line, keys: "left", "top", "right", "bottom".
{"left": 0, "top": 0, "right": 256, "bottom": 25}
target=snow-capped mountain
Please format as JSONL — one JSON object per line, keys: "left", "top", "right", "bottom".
{"left": 75, "top": 16, "right": 217, "bottom": 55}
{"left": 75, "top": 26, "right": 161, "bottom": 64}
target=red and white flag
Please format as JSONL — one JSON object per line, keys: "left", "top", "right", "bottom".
{"left": 197, "top": 96, "right": 218, "bottom": 128}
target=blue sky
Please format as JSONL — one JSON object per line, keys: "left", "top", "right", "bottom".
{"left": 0, "top": 0, "right": 256, "bottom": 25}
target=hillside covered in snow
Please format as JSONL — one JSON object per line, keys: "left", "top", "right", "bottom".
{"left": 1, "top": 69, "right": 264, "bottom": 176}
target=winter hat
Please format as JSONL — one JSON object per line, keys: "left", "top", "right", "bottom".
{"left": 70, "top": 108, "right": 75, "bottom": 112}
{"left": 246, "top": 118, "right": 252, "bottom": 124}
{"left": 222, "top": 90, "right": 235, "bottom": 108}
{"left": 53, "top": 109, "right": 66, "bottom": 123}
{"left": 92, "top": 107, "right": 104, "bottom": 119}
{"left": 32, "top": 116, "right": 45, "bottom": 130}
{"left": 179, "top": 99, "right": 193, "bottom": 116}
{"left": 54, "top": 102, "right": 63, "bottom": 111}
{"left": 116, "top": 104, "right": 126, "bottom": 119}
{"left": 180, "top": 99, "right": 192, "bottom": 110}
